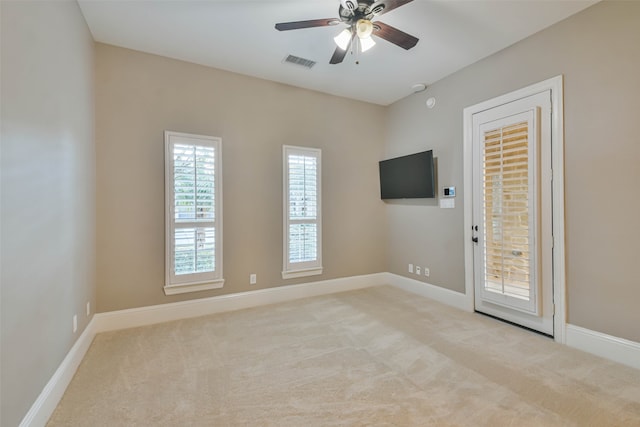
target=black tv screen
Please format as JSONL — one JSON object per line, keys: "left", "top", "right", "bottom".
{"left": 379, "top": 150, "right": 435, "bottom": 199}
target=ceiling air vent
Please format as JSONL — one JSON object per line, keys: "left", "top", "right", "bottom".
{"left": 283, "top": 54, "right": 316, "bottom": 69}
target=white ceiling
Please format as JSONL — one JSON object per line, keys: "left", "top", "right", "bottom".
{"left": 78, "top": 0, "right": 597, "bottom": 105}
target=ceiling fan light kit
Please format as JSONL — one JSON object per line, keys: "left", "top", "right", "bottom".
{"left": 275, "top": 0, "right": 418, "bottom": 64}
{"left": 359, "top": 35, "right": 376, "bottom": 52}
{"left": 334, "top": 29, "right": 352, "bottom": 51}
{"left": 356, "top": 19, "right": 373, "bottom": 39}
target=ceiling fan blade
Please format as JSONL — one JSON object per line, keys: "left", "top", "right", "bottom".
{"left": 275, "top": 18, "right": 339, "bottom": 31}
{"left": 373, "top": 21, "right": 419, "bottom": 50}
{"left": 329, "top": 33, "right": 355, "bottom": 64}
{"left": 330, "top": 45, "right": 349, "bottom": 64}
{"left": 366, "top": 0, "right": 414, "bottom": 18}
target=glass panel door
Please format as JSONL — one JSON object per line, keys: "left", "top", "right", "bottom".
{"left": 472, "top": 90, "right": 554, "bottom": 335}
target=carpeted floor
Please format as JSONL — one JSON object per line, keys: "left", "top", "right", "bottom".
{"left": 48, "top": 285, "right": 640, "bottom": 426}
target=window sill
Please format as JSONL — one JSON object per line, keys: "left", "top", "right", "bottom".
{"left": 282, "top": 267, "right": 323, "bottom": 280}
{"left": 164, "top": 279, "right": 224, "bottom": 296}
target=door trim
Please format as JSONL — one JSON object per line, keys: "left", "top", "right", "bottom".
{"left": 463, "top": 75, "right": 566, "bottom": 343}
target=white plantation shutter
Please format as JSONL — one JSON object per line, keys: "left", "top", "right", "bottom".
{"left": 283, "top": 146, "right": 322, "bottom": 279}
{"left": 165, "top": 132, "right": 223, "bottom": 295}
{"left": 482, "top": 116, "right": 537, "bottom": 308}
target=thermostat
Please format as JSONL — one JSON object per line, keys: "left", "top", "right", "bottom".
{"left": 443, "top": 186, "right": 456, "bottom": 198}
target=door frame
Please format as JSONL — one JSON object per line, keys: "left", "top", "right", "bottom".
{"left": 462, "top": 75, "right": 566, "bottom": 343}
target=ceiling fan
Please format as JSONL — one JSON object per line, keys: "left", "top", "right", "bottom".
{"left": 275, "top": 0, "right": 418, "bottom": 64}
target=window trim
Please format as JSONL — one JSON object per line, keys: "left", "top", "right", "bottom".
{"left": 164, "top": 131, "right": 224, "bottom": 295}
{"left": 282, "top": 145, "right": 323, "bottom": 280}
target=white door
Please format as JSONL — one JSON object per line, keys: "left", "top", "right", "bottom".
{"left": 472, "top": 91, "right": 554, "bottom": 335}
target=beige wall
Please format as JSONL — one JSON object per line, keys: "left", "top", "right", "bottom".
{"left": 0, "top": 1, "right": 96, "bottom": 425}
{"left": 4, "top": 2, "right": 639, "bottom": 422}
{"left": 95, "top": 44, "right": 388, "bottom": 312}
{"left": 385, "top": 1, "right": 640, "bottom": 342}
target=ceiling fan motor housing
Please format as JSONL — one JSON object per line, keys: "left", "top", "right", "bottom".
{"left": 338, "top": 0, "right": 383, "bottom": 23}
{"left": 340, "top": 0, "right": 358, "bottom": 11}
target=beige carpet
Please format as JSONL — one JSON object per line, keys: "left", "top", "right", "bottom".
{"left": 48, "top": 285, "right": 640, "bottom": 426}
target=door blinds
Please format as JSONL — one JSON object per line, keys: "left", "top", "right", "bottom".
{"left": 483, "top": 121, "right": 532, "bottom": 300}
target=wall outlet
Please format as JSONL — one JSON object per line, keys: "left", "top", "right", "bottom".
{"left": 73, "top": 314, "right": 78, "bottom": 333}
{"left": 86, "top": 302, "right": 91, "bottom": 317}
{"left": 415, "top": 266, "right": 422, "bottom": 275}
{"left": 408, "top": 263, "right": 413, "bottom": 273}
{"left": 250, "top": 273, "right": 257, "bottom": 285}
{"left": 424, "top": 268, "right": 430, "bottom": 277}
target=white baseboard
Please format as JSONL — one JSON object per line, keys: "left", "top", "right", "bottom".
{"left": 19, "top": 318, "right": 96, "bottom": 427}
{"left": 21, "top": 273, "right": 386, "bottom": 426}
{"left": 94, "top": 272, "right": 387, "bottom": 333}
{"left": 384, "top": 272, "right": 472, "bottom": 312}
{"left": 566, "top": 324, "right": 640, "bottom": 370}
{"left": 22, "top": 274, "right": 639, "bottom": 427}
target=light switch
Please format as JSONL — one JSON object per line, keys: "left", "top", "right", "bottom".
{"left": 443, "top": 186, "right": 456, "bottom": 197}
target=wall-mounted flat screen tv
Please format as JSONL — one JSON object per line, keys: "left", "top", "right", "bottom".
{"left": 379, "top": 150, "right": 435, "bottom": 199}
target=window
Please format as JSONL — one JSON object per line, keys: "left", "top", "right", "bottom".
{"left": 282, "top": 145, "right": 322, "bottom": 279}
{"left": 164, "top": 131, "right": 223, "bottom": 295}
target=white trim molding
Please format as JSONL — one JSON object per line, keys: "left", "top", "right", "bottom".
{"left": 384, "top": 273, "right": 472, "bottom": 312}
{"left": 95, "top": 273, "right": 385, "bottom": 333}
{"left": 282, "top": 267, "right": 323, "bottom": 280}
{"left": 163, "top": 279, "right": 224, "bottom": 296}
{"left": 566, "top": 324, "right": 640, "bottom": 370}
{"left": 19, "top": 318, "right": 96, "bottom": 427}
